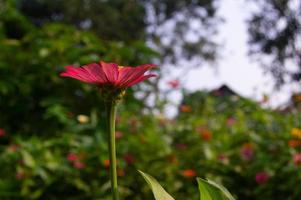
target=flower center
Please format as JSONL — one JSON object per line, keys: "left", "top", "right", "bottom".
{"left": 98, "top": 84, "right": 126, "bottom": 103}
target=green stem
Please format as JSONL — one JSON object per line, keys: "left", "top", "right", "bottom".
{"left": 106, "top": 102, "right": 119, "bottom": 200}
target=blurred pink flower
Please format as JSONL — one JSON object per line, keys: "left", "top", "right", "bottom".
{"left": 60, "top": 61, "right": 157, "bottom": 88}
{"left": 240, "top": 143, "right": 254, "bottom": 161}
{"left": 0, "top": 128, "right": 6, "bottom": 137}
{"left": 292, "top": 153, "right": 301, "bottom": 166}
{"left": 67, "top": 153, "right": 78, "bottom": 162}
{"left": 167, "top": 79, "right": 180, "bottom": 89}
{"left": 218, "top": 154, "right": 226, "bottom": 161}
{"left": 73, "top": 161, "right": 85, "bottom": 169}
{"left": 255, "top": 171, "right": 269, "bottom": 184}
{"left": 218, "top": 154, "right": 229, "bottom": 165}
{"left": 226, "top": 117, "right": 236, "bottom": 126}
{"left": 115, "top": 131, "right": 123, "bottom": 139}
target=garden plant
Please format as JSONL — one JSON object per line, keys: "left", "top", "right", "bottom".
{"left": 2, "top": 1, "right": 301, "bottom": 200}
{"left": 60, "top": 61, "right": 235, "bottom": 200}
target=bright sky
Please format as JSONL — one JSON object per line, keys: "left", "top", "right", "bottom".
{"left": 160, "top": 0, "right": 298, "bottom": 117}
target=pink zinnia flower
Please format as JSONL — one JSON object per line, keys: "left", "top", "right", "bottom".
{"left": 60, "top": 61, "right": 156, "bottom": 88}
{"left": 67, "top": 153, "right": 78, "bottom": 162}
{"left": 255, "top": 171, "right": 269, "bottom": 184}
{"left": 292, "top": 153, "right": 301, "bottom": 166}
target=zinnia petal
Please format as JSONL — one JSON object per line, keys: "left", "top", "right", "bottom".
{"left": 117, "top": 64, "right": 156, "bottom": 87}
{"left": 100, "top": 61, "right": 119, "bottom": 84}
{"left": 83, "top": 63, "right": 108, "bottom": 83}
{"left": 116, "top": 67, "right": 135, "bottom": 85}
{"left": 127, "top": 74, "right": 157, "bottom": 87}
{"left": 60, "top": 66, "right": 99, "bottom": 83}
{"left": 60, "top": 61, "right": 157, "bottom": 89}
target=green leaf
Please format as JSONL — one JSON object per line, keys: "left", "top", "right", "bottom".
{"left": 197, "top": 178, "right": 235, "bottom": 200}
{"left": 21, "top": 151, "right": 36, "bottom": 168}
{"left": 138, "top": 170, "right": 175, "bottom": 200}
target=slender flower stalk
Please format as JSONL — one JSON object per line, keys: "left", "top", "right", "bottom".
{"left": 106, "top": 101, "right": 119, "bottom": 200}
{"left": 60, "top": 60, "right": 157, "bottom": 200}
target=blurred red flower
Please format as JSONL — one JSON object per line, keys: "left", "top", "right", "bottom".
{"left": 123, "top": 153, "right": 135, "bottom": 165}
{"left": 180, "top": 105, "right": 192, "bottom": 113}
{"left": 288, "top": 140, "right": 301, "bottom": 148}
{"left": 0, "top": 128, "right": 6, "bottom": 137}
{"left": 60, "top": 61, "right": 157, "bottom": 88}
{"left": 200, "top": 130, "right": 212, "bottom": 141}
{"left": 103, "top": 159, "right": 110, "bottom": 168}
{"left": 167, "top": 79, "right": 180, "bottom": 89}
{"left": 181, "top": 169, "right": 197, "bottom": 178}
{"left": 255, "top": 171, "right": 269, "bottom": 184}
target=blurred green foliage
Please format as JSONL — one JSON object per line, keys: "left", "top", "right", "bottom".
{"left": 2, "top": 85, "right": 301, "bottom": 199}
{"left": 0, "top": 0, "right": 157, "bottom": 136}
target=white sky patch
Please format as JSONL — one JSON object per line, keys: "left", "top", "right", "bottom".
{"left": 159, "top": 0, "right": 298, "bottom": 117}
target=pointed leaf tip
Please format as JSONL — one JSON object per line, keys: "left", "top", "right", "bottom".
{"left": 138, "top": 170, "right": 175, "bottom": 200}
{"left": 197, "top": 178, "right": 235, "bottom": 200}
